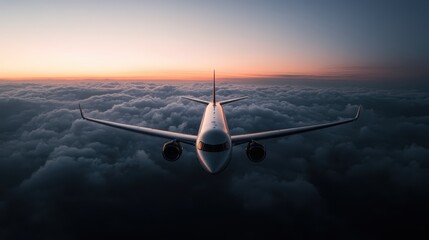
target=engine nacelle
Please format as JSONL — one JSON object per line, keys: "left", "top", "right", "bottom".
{"left": 162, "top": 140, "right": 182, "bottom": 161}
{"left": 246, "top": 141, "right": 266, "bottom": 162}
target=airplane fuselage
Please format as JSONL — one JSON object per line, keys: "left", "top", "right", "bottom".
{"left": 196, "top": 102, "right": 232, "bottom": 174}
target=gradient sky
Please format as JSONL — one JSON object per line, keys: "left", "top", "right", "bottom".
{"left": 1, "top": 0, "right": 428, "bottom": 80}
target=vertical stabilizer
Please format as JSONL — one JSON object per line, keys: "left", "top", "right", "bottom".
{"left": 213, "top": 69, "right": 216, "bottom": 103}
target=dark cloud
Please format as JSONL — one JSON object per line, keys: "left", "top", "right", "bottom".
{"left": 0, "top": 80, "right": 428, "bottom": 239}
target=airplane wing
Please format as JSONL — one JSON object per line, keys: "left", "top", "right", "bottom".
{"left": 231, "top": 106, "right": 361, "bottom": 145}
{"left": 79, "top": 104, "right": 197, "bottom": 145}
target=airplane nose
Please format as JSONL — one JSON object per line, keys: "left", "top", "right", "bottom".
{"left": 205, "top": 158, "right": 225, "bottom": 174}
{"left": 197, "top": 151, "right": 231, "bottom": 174}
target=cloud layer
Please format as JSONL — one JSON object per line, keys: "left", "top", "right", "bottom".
{"left": 0, "top": 80, "right": 428, "bottom": 239}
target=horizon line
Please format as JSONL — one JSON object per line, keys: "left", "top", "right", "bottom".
{"left": 0, "top": 73, "right": 414, "bottom": 82}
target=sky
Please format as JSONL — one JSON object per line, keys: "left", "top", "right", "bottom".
{"left": 0, "top": 80, "right": 428, "bottom": 239}
{"left": 1, "top": 0, "right": 428, "bottom": 80}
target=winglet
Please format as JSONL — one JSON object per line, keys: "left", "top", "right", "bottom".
{"left": 354, "top": 105, "right": 361, "bottom": 120}
{"left": 79, "top": 104, "right": 86, "bottom": 119}
{"left": 213, "top": 69, "right": 216, "bottom": 104}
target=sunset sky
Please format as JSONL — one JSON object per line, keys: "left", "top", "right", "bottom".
{"left": 1, "top": 0, "right": 428, "bottom": 80}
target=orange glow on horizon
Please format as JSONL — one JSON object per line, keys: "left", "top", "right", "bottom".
{"left": 0, "top": 68, "right": 342, "bottom": 81}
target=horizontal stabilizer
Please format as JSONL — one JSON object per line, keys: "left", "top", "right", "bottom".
{"left": 181, "top": 96, "right": 210, "bottom": 105}
{"left": 219, "top": 96, "right": 248, "bottom": 105}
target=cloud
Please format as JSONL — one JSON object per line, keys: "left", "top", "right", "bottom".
{"left": 0, "top": 80, "right": 428, "bottom": 239}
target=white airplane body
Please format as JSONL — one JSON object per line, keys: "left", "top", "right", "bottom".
{"left": 79, "top": 71, "right": 360, "bottom": 174}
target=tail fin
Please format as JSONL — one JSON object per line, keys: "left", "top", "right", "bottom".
{"left": 211, "top": 70, "right": 247, "bottom": 105}
{"left": 213, "top": 69, "right": 216, "bottom": 103}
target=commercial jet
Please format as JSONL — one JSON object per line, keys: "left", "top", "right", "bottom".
{"left": 79, "top": 71, "right": 361, "bottom": 174}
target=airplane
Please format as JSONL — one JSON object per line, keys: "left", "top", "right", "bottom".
{"left": 79, "top": 71, "right": 361, "bottom": 174}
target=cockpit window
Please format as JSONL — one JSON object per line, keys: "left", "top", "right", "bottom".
{"left": 197, "top": 141, "right": 230, "bottom": 152}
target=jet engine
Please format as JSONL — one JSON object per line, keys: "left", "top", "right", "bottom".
{"left": 246, "top": 141, "right": 266, "bottom": 162}
{"left": 162, "top": 140, "right": 182, "bottom": 161}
